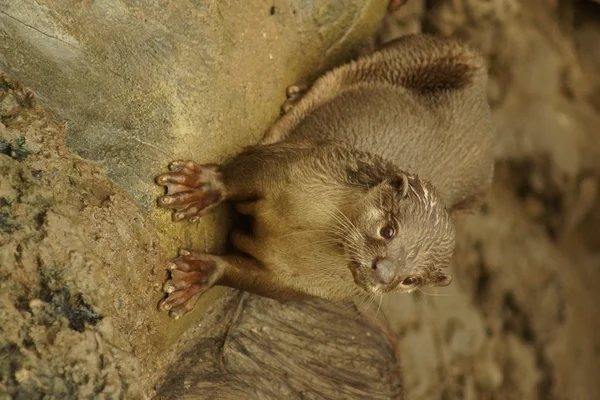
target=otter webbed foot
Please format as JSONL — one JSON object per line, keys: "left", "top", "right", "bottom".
{"left": 156, "top": 160, "right": 224, "bottom": 221}
{"left": 281, "top": 84, "right": 309, "bottom": 114}
{"left": 159, "top": 249, "right": 223, "bottom": 319}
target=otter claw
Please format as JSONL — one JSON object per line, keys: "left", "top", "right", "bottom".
{"left": 281, "top": 83, "right": 309, "bottom": 114}
{"left": 172, "top": 205, "right": 202, "bottom": 222}
{"left": 160, "top": 196, "right": 174, "bottom": 204}
{"left": 286, "top": 84, "right": 308, "bottom": 99}
{"left": 159, "top": 300, "right": 172, "bottom": 311}
{"left": 158, "top": 250, "right": 221, "bottom": 319}
{"left": 168, "top": 161, "right": 185, "bottom": 171}
{"left": 286, "top": 85, "right": 300, "bottom": 98}
{"left": 163, "top": 282, "right": 175, "bottom": 293}
{"left": 155, "top": 161, "right": 224, "bottom": 221}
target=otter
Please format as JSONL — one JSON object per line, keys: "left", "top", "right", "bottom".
{"left": 155, "top": 34, "right": 495, "bottom": 318}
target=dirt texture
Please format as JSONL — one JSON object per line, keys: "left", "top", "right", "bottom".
{"left": 0, "top": 75, "right": 165, "bottom": 398}
{"left": 1, "top": 0, "right": 600, "bottom": 399}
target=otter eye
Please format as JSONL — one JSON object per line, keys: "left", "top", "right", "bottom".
{"left": 401, "top": 277, "right": 419, "bottom": 286}
{"left": 379, "top": 226, "right": 395, "bottom": 239}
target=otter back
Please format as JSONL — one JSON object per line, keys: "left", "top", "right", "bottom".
{"left": 264, "top": 34, "right": 495, "bottom": 213}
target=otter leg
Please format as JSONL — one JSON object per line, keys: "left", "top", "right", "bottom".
{"left": 156, "top": 161, "right": 224, "bottom": 222}
{"left": 159, "top": 249, "right": 301, "bottom": 318}
{"left": 234, "top": 201, "right": 257, "bottom": 216}
{"left": 157, "top": 143, "right": 299, "bottom": 221}
{"left": 219, "top": 257, "right": 309, "bottom": 300}
{"left": 230, "top": 229, "right": 261, "bottom": 259}
{"left": 261, "top": 73, "right": 346, "bottom": 144}
{"left": 281, "top": 84, "right": 309, "bottom": 114}
{"left": 159, "top": 250, "right": 266, "bottom": 318}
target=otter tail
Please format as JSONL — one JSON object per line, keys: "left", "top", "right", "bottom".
{"left": 344, "top": 34, "right": 487, "bottom": 95}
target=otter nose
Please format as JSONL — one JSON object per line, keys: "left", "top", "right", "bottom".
{"left": 371, "top": 257, "right": 398, "bottom": 284}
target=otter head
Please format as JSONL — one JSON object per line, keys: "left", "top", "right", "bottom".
{"left": 342, "top": 173, "right": 455, "bottom": 296}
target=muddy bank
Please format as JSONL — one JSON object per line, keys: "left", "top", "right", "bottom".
{"left": 0, "top": 74, "right": 168, "bottom": 398}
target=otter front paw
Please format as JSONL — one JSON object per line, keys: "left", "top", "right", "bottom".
{"left": 159, "top": 249, "right": 222, "bottom": 319}
{"left": 281, "top": 84, "right": 309, "bottom": 114}
{"left": 155, "top": 160, "right": 224, "bottom": 222}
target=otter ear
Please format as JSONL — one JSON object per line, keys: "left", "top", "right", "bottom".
{"left": 431, "top": 273, "right": 453, "bottom": 287}
{"left": 389, "top": 173, "right": 409, "bottom": 199}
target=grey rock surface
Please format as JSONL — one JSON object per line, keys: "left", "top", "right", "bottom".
{"left": 0, "top": 0, "right": 387, "bottom": 239}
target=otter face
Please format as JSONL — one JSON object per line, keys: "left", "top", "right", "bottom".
{"left": 343, "top": 174, "right": 455, "bottom": 296}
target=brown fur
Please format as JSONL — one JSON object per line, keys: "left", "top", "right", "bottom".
{"left": 156, "top": 34, "right": 494, "bottom": 318}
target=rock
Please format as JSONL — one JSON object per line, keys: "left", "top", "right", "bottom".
{"left": 0, "top": 0, "right": 388, "bottom": 212}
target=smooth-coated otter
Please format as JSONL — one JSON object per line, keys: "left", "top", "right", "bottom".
{"left": 155, "top": 34, "right": 495, "bottom": 318}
